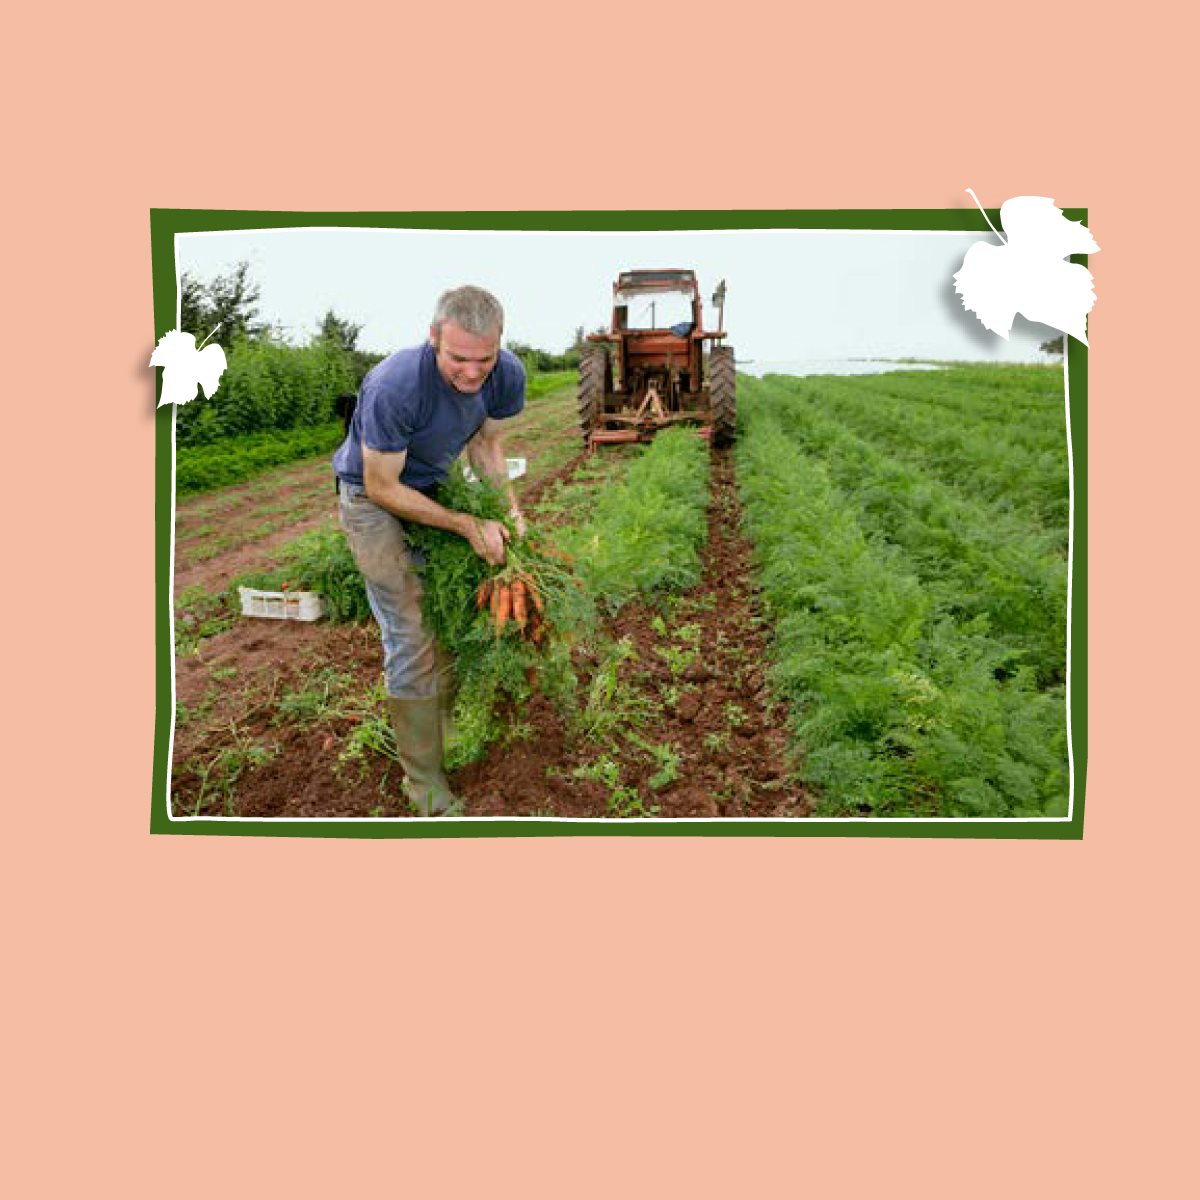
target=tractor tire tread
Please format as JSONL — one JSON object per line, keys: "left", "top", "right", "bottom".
{"left": 709, "top": 346, "right": 737, "bottom": 447}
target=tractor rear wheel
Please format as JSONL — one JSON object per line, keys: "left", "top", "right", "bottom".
{"left": 578, "top": 348, "right": 609, "bottom": 445}
{"left": 709, "top": 346, "right": 737, "bottom": 447}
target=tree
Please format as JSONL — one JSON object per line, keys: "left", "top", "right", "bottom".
{"left": 1039, "top": 335, "right": 1065, "bottom": 357}
{"left": 315, "top": 309, "right": 363, "bottom": 353}
{"left": 314, "top": 309, "right": 382, "bottom": 385}
{"left": 178, "top": 261, "right": 269, "bottom": 349}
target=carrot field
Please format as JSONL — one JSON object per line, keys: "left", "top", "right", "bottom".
{"left": 736, "top": 366, "right": 1070, "bottom": 817}
{"left": 169, "top": 363, "right": 1073, "bottom": 821}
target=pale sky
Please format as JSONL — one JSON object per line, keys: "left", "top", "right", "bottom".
{"left": 175, "top": 226, "right": 1056, "bottom": 369}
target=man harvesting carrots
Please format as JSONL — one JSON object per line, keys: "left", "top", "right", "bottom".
{"left": 333, "top": 285, "right": 527, "bottom": 815}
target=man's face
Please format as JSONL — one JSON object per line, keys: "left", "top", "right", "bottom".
{"left": 430, "top": 320, "right": 501, "bottom": 394}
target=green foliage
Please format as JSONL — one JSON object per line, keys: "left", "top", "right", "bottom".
{"left": 559, "top": 427, "right": 710, "bottom": 609}
{"left": 313, "top": 309, "right": 384, "bottom": 383}
{"left": 525, "top": 369, "right": 576, "bottom": 400}
{"left": 762, "top": 370, "right": 1069, "bottom": 536}
{"left": 735, "top": 378, "right": 1067, "bottom": 818}
{"left": 506, "top": 342, "right": 582, "bottom": 373}
{"left": 401, "top": 467, "right": 596, "bottom": 766}
{"left": 703, "top": 730, "right": 731, "bottom": 753}
{"left": 174, "top": 584, "right": 239, "bottom": 655}
{"left": 177, "top": 335, "right": 359, "bottom": 447}
{"left": 571, "top": 755, "right": 659, "bottom": 818}
{"left": 631, "top": 737, "right": 682, "bottom": 790}
{"left": 179, "top": 261, "right": 269, "bottom": 350}
{"left": 569, "top": 636, "right": 653, "bottom": 742}
{"left": 176, "top": 421, "right": 344, "bottom": 495}
{"left": 723, "top": 703, "right": 748, "bottom": 730}
{"left": 338, "top": 712, "right": 400, "bottom": 775}
{"left": 656, "top": 641, "right": 698, "bottom": 678}
{"left": 408, "top": 468, "right": 590, "bottom": 640}
{"left": 187, "top": 725, "right": 278, "bottom": 816}
{"left": 236, "top": 526, "right": 373, "bottom": 623}
{"left": 314, "top": 309, "right": 363, "bottom": 352}
{"left": 753, "top": 377, "right": 1068, "bottom": 684}
{"left": 274, "top": 667, "right": 357, "bottom": 727}
{"left": 531, "top": 448, "right": 638, "bottom": 526}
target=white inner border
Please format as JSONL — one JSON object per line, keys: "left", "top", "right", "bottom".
{"left": 164, "top": 226, "right": 1077, "bottom": 826}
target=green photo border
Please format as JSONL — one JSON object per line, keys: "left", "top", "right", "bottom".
{"left": 150, "top": 208, "right": 1088, "bottom": 840}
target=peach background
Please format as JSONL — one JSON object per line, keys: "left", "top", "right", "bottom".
{"left": 7, "top": 2, "right": 1195, "bottom": 1196}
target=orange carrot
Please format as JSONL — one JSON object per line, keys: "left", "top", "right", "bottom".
{"left": 490, "top": 579, "right": 502, "bottom": 626}
{"left": 476, "top": 579, "right": 493, "bottom": 610}
{"left": 494, "top": 582, "right": 512, "bottom": 634}
{"left": 511, "top": 579, "right": 528, "bottom": 629}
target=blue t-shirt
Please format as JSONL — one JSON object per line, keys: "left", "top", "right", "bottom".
{"left": 333, "top": 343, "right": 525, "bottom": 492}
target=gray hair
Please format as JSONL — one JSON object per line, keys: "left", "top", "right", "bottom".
{"left": 431, "top": 285, "right": 505, "bottom": 337}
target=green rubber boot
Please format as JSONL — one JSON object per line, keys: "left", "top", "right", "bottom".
{"left": 433, "top": 645, "right": 458, "bottom": 746}
{"left": 386, "top": 693, "right": 462, "bottom": 817}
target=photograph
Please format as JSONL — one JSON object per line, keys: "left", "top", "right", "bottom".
{"left": 155, "top": 214, "right": 1082, "bottom": 832}
{"left": 17, "top": 6, "right": 1199, "bottom": 1195}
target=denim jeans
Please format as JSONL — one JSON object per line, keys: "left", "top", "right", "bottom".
{"left": 337, "top": 482, "right": 439, "bottom": 699}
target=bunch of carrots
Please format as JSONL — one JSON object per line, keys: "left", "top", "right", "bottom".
{"left": 470, "top": 534, "right": 583, "bottom": 645}
{"left": 476, "top": 570, "right": 549, "bottom": 643}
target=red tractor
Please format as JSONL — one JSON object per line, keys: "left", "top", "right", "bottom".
{"left": 577, "top": 269, "right": 735, "bottom": 449}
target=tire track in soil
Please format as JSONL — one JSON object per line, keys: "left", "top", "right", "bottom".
{"left": 454, "top": 449, "right": 813, "bottom": 818}
{"left": 175, "top": 462, "right": 338, "bottom": 597}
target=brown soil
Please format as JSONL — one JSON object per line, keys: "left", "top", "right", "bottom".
{"left": 172, "top": 620, "right": 396, "bottom": 818}
{"left": 170, "top": 448, "right": 594, "bottom": 818}
{"left": 171, "top": 448, "right": 811, "bottom": 820}
{"left": 453, "top": 451, "right": 810, "bottom": 818}
{"left": 175, "top": 460, "right": 337, "bottom": 597}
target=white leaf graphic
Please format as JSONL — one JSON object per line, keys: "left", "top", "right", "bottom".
{"left": 150, "top": 327, "right": 228, "bottom": 408}
{"left": 953, "top": 193, "right": 1100, "bottom": 345}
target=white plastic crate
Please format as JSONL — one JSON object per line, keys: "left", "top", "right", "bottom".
{"left": 238, "top": 587, "right": 326, "bottom": 622}
{"left": 461, "top": 457, "right": 527, "bottom": 484}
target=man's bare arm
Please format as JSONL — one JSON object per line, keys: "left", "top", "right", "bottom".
{"left": 362, "top": 446, "right": 509, "bottom": 565}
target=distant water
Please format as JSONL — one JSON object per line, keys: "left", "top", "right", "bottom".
{"left": 741, "top": 359, "right": 945, "bottom": 378}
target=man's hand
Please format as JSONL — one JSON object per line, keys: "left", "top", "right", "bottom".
{"left": 364, "top": 447, "right": 515, "bottom": 565}
{"left": 465, "top": 517, "right": 511, "bottom": 566}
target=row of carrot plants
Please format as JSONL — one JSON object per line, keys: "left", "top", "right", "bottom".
{"left": 777, "top": 369, "right": 1070, "bottom": 530}
{"left": 765, "top": 371, "right": 1069, "bottom": 535}
{"left": 912, "top": 362, "right": 1067, "bottom": 408}
{"left": 811, "top": 373, "right": 1066, "bottom": 523}
{"left": 735, "top": 393, "right": 1068, "bottom": 819}
{"left": 755, "top": 379, "right": 1068, "bottom": 685}
{"left": 848, "top": 365, "right": 1066, "bottom": 425}
{"left": 555, "top": 428, "right": 710, "bottom": 609}
{"left": 811, "top": 369, "right": 1065, "bottom": 458}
